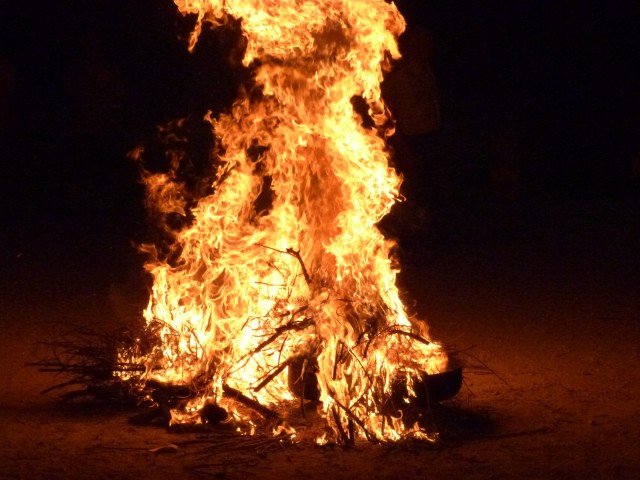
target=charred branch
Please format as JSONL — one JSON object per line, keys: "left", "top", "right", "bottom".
{"left": 222, "top": 384, "right": 280, "bottom": 420}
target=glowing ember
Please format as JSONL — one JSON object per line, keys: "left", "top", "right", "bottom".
{"left": 121, "top": 0, "right": 448, "bottom": 443}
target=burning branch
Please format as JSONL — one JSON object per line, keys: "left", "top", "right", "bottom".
{"left": 248, "top": 308, "right": 312, "bottom": 357}
{"left": 252, "top": 358, "right": 292, "bottom": 392}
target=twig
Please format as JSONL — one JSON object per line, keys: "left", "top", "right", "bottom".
{"left": 362, "top": 332, "right": 375, "bottom": 359}
{"left": 457, "top": 350, "right": 512, "bottom": 389}
{"left": 285, "top": 248, "right": 312, "bottom": 286}
{"left": 249, "top": 312, "right": 311, "bottom": 357}
{"left": 331, "top": 397, "right": 386, "bottom": 446}
{"left": 27, "top": 362, "right": 145, "bottom": 372}
{"left": 255, "top": 243, "right": 312, "bottom": 286}
{"left": 386, "top": 329, "right": 431, "bottom": 346}
{"left": 331, "top": 406, "right": 350, "bottom": 445}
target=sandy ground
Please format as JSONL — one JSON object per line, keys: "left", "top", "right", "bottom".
{"left": 1, "top": 198, "right": 639, "bottom": 479}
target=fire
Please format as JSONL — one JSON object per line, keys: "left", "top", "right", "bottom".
{"left": 122, "top": 0, "right": 448, "bottom": 443}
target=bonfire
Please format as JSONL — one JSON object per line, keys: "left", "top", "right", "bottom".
{"left": 34, "top": 0, "right": 459, "bottom": 446}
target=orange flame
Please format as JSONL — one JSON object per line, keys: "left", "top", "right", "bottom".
{"left": 122, "top": 0, "right": 447, "bottom": 443}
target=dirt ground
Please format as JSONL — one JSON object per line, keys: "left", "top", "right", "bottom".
{"left": 1, "top": 197, "right": 639, "bottom": 479}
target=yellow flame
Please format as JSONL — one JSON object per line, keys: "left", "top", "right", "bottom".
{"left": 123, "top": 0, "right": 448, "bottom": 443}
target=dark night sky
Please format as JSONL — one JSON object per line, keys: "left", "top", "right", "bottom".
{"left": 1, "top": 0, "right": 639, "bottom": 285}
{"left": 424, "top": 1, "right": 640, "bottom": 182}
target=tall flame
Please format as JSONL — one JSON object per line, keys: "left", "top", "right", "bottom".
{"left": 124, "top": 0, "right": 447, "bottom": 443}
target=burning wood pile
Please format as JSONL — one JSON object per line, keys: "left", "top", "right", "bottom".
{"left": 33, "top": 0, "right": 460, "bottom": 446}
